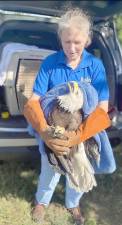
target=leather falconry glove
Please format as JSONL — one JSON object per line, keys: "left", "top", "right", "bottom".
{"left": 23, "top": 99, "right": 48, "bottom": 134}
{"left": 60, "top": 106, "right": 111, "bottom": 148}
{"left": 23, "top": 99, "right": 70, "bottom": 155}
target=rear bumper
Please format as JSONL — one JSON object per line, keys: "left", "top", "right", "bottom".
{"left": 0, "top": 129, "right": 39, "bottom": 161}
{"left": 0, "top": 124, "right": 121, "bottom": 161}
{"left": 0, "top": 136, "right": 37, "bottom": 147}
{"left": 0, "top": 129, "right": 38, "bottom": 147}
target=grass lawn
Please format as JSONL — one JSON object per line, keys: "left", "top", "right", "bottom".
{"left": 0, "top": 144, "right": 122, "bottom": 225}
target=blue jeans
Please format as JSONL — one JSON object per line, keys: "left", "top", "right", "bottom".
{"left": 35, "top": 135, "right": 116, "bottom": 209}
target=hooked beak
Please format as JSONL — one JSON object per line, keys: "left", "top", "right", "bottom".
{"left": 67, "top": 81, "right": 79, "bottom": 94}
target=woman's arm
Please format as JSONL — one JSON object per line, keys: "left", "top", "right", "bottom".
{"left": 23, "top": 95, "right": 70, "bottom": 155}
{"left": 98, "top": 100, "right": 108, "bottom": 112}
{"left": 50, "top": 106, "right": 111, "bottom": 148}
{"left": 30, "top": 93, "right": 40, "bottom": 100}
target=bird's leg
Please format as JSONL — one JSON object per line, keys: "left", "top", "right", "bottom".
{"left": 50, "top": 125, "right": 68, "bottom": 140}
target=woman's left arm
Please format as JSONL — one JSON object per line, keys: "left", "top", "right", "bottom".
{"left": 98, "top": 100, "right": 108, "bottom": 113}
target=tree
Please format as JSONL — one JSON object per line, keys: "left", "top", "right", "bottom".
{"left": 115, "top": 14, "right": 122, "bottom": 45}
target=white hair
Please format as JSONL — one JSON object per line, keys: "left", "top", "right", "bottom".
{"left": 58, "top": 8, "right": 93, "bottom": 46}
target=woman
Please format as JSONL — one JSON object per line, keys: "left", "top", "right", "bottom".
{"left": 24, "top": 8, "right": 116, "bottom": 225}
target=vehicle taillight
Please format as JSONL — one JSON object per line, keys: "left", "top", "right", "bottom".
{"left": 108, "top": 105, "right": 117, "bottom": 120}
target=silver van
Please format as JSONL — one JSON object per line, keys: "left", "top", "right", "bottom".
{"left": 0, "top": 1, "right": 122, "bottom": 161}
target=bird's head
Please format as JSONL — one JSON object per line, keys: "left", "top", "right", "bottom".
{"left": 57, "top": 81, "right": 84, "bottom": 113}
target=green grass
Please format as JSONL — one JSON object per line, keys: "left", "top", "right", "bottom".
{"left": 0, "top": 144, "right": 122, "bottom": 225}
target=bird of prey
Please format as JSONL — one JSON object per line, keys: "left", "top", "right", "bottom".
{"left": 44, "top": 81, "right": 100, "bottom": 192}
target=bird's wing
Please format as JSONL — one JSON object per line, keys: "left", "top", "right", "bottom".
{"left": 67, "top": 143, "right": 97, "bottom": 193}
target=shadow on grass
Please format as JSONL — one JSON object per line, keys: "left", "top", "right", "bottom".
{"left": 0, "top": 158, "right": 40, "bottom": 203}
{"left": 0, "top": 155, "right": 66, "bottom": 205}
{"left": 0, "top": 144, "right": 122, "bottom": 225}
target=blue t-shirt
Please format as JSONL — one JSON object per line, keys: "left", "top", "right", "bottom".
{"left": 33, "top": 49, "right": 109, "bottom": 101}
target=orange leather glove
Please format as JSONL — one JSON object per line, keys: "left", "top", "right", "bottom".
{"left": 23, "top": 99, "right": 70, "bottom": 155}
{"left": 23, "top": 99, "right": 48, "bottom": 134}
{"left": 53, "top": 106, "right": 111, "bottom": 148}
{"left": 79, "top": 106, "right": 111, "bottom": 141}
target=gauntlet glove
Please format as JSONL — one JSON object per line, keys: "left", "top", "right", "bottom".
{"left": 23, "top": 99, "right": 70, "bottom": 155}
{"left": 23, "top": 99, "right": 48, "bottom": 135}
{"left": 61, "top": 107, "right": 111, "bottom": 147}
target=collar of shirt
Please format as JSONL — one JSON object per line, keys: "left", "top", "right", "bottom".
{"left": 57, "top": 49, "right": 92, "bottom": 69}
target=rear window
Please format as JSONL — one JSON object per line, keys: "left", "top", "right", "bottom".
{"left": 0, "top": 20, "right": 60, "bottom": 50}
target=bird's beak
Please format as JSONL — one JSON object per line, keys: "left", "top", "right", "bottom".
{"left": 68, "top": 82, "right": 79, "bottom": 94}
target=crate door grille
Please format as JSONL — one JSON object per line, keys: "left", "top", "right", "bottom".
{"left": 16, "top": 59, "right": 41, "bottom": 113}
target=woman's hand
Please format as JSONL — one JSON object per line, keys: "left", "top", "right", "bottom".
{"left": 42, "top": 130, "right": 81, "bottom": 149}
{"left": 62, "top": 130, "right": 81, "bottom": 147}
{"left": 41, "top": 127, "right": 70, "bottom": 156}
{"left": 44, "top": 106, "right": 111, "bottom": 149}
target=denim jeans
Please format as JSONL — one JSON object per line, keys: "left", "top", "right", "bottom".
{"left": 35, "top": 135, "right": 116, "bottom": 209}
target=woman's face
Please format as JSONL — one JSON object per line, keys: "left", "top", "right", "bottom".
{"left": 60, "top": 27, "right": 88, "bottom": 63}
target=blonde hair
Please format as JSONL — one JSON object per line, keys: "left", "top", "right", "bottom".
{"left": 58, "top": 8, "right": 93, "bottom": 47}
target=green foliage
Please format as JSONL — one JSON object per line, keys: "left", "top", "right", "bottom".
{"left": 115, "top": 14, "right": 122, "bottom": 45}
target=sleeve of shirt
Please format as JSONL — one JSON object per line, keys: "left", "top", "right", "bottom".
{"left": 91, "top": 59, "right": 109, "bottom": 102}
{"left": 33, "top": 59, "right": 50, "bottom": 96}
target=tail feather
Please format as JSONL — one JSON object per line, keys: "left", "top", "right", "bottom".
{"left": 67, "top": 143, "right": 97, "bottom": 192}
